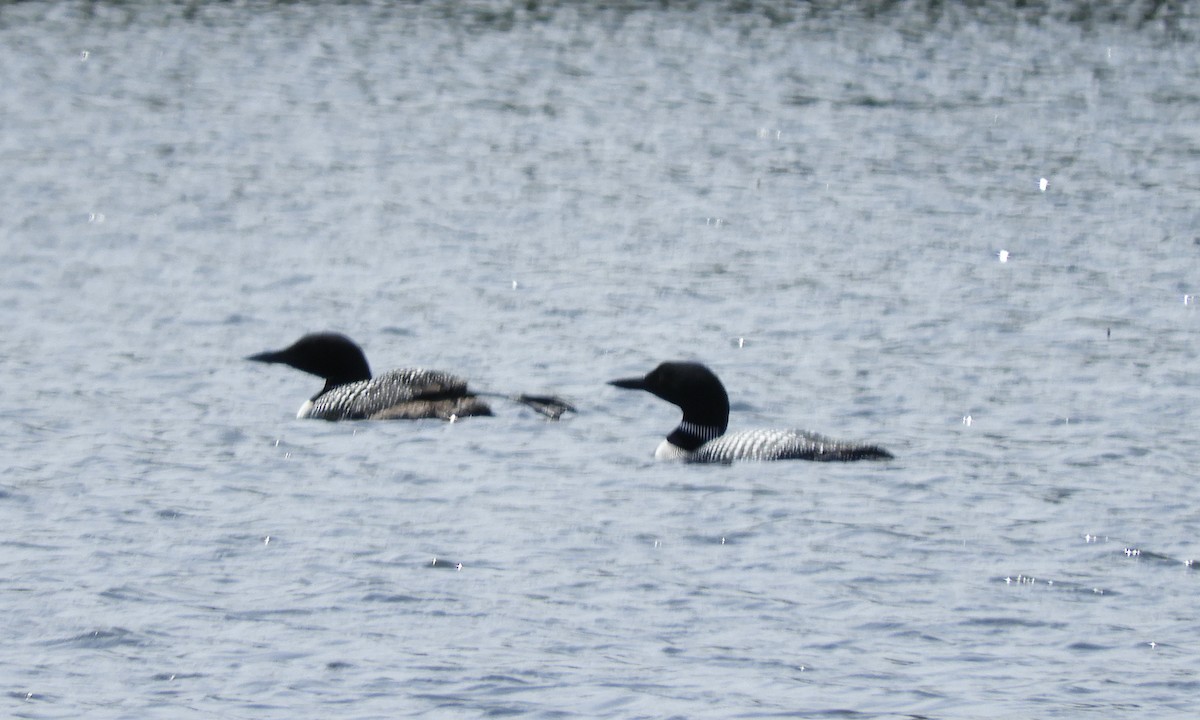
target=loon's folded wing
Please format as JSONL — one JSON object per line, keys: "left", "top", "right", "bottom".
{"left": 307, "top": 369, "right": 491, "bottom": 421}
{"left": 691, "top": 429, "right": 893, "bottom": 463}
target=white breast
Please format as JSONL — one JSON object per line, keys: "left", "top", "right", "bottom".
{"left": 296, "top": 399, "right": 315, "bottom": 419}
{"left": 654, "top": 439, "right": 692, "bottom": 461}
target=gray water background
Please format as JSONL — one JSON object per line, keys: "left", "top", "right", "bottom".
{"left": 3, "top": 1, "right": 1200, "bottom": 717}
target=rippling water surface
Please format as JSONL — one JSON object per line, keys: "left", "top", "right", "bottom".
{"left": 3, "top": 1, "right": 1200, "bottom": 717}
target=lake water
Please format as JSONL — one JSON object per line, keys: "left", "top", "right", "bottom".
{"left": 3, "top": 1, "right": 1199, "bottom": 717}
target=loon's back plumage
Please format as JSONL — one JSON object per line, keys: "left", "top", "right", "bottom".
{"left": 248, "top": 332, "right": 571, "bottom": 421}
{"left": 691, "top": 429, "right": 892, "bottom": 463}
{"left": 302, "top": 368, "right": 491, "bottom": 421}
{"left": 610, "top": 361, "right": 892, "bottom": 463}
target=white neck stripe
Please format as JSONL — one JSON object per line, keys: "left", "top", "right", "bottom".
{"left": 678, "top": 421, "right": 723, "bottom": 441}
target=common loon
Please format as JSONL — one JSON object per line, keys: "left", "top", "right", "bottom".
{"left": 247, "top": 332, "right": 574, "bottom": 421}
{"left": 609, "top": 361, "right": 892, "bottom": 463}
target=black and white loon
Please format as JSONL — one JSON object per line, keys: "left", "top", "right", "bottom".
{"left": 609, "top": 361, "right": 892, "bottom": 463}
{"left": 247, "top": 332, "right": 573, "bottom": 421}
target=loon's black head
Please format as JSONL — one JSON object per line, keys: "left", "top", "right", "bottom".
{"left": 247, "top": 332, "right": 372, "bottom": 390}
{"left": 609, "top": 361, "right": 731, "bottom": 435}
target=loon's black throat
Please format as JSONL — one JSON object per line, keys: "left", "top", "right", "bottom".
{"left": 666, "top": 421, "right": 725, "bottom": 452}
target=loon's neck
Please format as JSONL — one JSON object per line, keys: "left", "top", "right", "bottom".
{"left": 666, "top": 420, "right": 725, "bottom": 452}
{"left": 319, "top": 379, "right": 344, "bottom": 398}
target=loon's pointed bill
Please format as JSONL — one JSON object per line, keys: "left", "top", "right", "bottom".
{"left": 248, "top": 332, "right": 573, "bottom": 422}
{"left": 609, "top": 360, "right": 892, "bottom": 463}
{"left": 608, "top": 376, "right": 648, "bottom": 391}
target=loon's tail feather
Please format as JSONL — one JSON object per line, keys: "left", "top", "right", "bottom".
{"left": 511, "top": 393, "right": 576, "bottom": 420}
{"left": 477, "top": 391, "right": 576, "bottom": 420}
